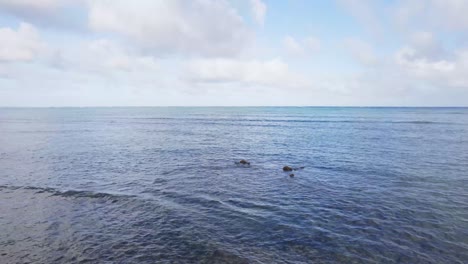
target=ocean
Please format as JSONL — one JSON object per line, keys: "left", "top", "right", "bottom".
{"left": 0, "top": 107, "right": 467, "bottom": 263}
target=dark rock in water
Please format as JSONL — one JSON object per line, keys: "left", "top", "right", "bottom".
{"left": 239, "top": 159, "right": 250, "bottom": 165}
{"left": 289, "top": 174, "right": 295, "bottom": 177}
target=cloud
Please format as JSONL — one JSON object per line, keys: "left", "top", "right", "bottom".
{"left": 338, "top": 0, "right": 468, "bottom": 95}
{"left": 394, "top": 46, "right": 468, "bottom": 88}
{"left": 396, "top": 47, "right": 454, "bottom": 75}
{"left": 0, "top": 35, "right": 161, "bottom": 92}
{"left": 87, "top": 0, "right": 252, "bottom": 57}
{"left": 0, "top": 0, "right": 62, "bottom": 12}
{"left": 0, "top": 0, "right": 86, "bottom": 30}
{"left": 333, "top": 41, "right": 468, "bottom": 105}
{"left": 394, "top": 0, "right": 468, "bottom": 31}
{"left": 283, "top": 36, "right": 304, "bottom": 55}
{"left": 337, "top": 0, "right": 383, "bottom": 38}
{"left": 184, "top": 58, "right": 310, "bottom": 88}
{"left": 47, "top": 38, "right": 159, "bottom": 76}
{"left": 1, "top": 1, "right": 467, "bottom": 106}
{"left": 343, "top": 37, "right": 378, "bottom": 66}
{"left": 0, "top": 22, "right": 45, "bottom": 62}
{"left": 283, "top": 35, "right": 320, "bottom": 56}
{"left": 407, "top": 31, "right": 447, "bottom": 60}
{"left": 0, "top": 36, "right": 167, "bottom": 107}
{"left": 304, "top": 37, "right": 321, "bottom": 52}
{"left": 250, "top": 0, "right": 266, "bottom": 26}
{"left": 79, "top": 39, "right": 159, "bottom": 73}
{"left": 429, "top": 0, "right": 468, "bottom": 30}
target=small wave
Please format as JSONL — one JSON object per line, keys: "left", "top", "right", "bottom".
{"left": 57, "top": 190, "right": 135, "bottom": 199}
{"left": 0, "top": 185, "right": 135, "bottom": 200}
{"left": 129, "top": 117, "right": 455, "bottom": 126}
{"left": 205, "top": 249, "right": 250, "bottom": 263}
{"left": 226, "top": 199, "right": 276, "bottom": 211}
{"left": 392, "top": 121, "right": 440, "bottom": 124}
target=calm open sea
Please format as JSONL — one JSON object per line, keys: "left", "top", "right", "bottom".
{"left": 0, "top": 107, "right": 467, "bottom": 263}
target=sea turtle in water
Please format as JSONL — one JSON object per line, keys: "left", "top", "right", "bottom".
{"left": 283, "top": 166, "right": 305, "bottom": 172}
{"left": 238, "top": 159, "right": 250, "bottom": 165}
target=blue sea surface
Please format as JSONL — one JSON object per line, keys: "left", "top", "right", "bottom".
{"left": 0, "top": 107, "right": 467, "bottom": 263}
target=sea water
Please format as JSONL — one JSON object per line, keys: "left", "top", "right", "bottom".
{"left": 0, "top": 107, "right": 467, "bottom": 263}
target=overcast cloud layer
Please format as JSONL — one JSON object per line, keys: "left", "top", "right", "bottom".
{"left": 0, "top": 0, "right": 467, "bottom": 106}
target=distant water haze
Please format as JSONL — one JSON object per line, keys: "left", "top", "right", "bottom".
{"left": 0, "top": 107, "right": 467, "bottom": 263}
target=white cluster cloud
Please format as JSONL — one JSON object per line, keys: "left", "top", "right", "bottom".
{"left": 396, "top": 47, "right": 453, "bottom": 79}
{"left": 0, "top": 22, "right": 44, "bottom": 62}
{"left": 395, "top": 46, "right": 468, "bottom": 89}
{"left": 87, "top": 0, "right": 252, "bottom": 57}
{"left": 340, "top": 0, "right": 468, "bottom": 41}
{"left": 394, "top": 0, "right": 468, "bottom": 31}
{"left": 337, "top": 0, "right": 468, "bottom": 103}
{"left": 73, "top": 39, "right": 159, "bottom": 73}
{"left": 0, "top": 0, "right": 467, "bottom": 106}
{"left": 185, "top": 58, "right": 310, "bottom": 88}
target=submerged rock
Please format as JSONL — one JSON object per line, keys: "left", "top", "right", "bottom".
{"left": 289, "top": 174, "right": 295, "bottom": 177}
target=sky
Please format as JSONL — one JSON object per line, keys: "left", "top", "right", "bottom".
{"left": 1, "top": 0, "right": 468, "bottom": 107}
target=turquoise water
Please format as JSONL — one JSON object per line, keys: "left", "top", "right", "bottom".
{"left": 0, "top": 107, "right": 467, "bottom": 263}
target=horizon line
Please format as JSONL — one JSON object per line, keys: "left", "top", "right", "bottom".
{"left": 1, "top": 106, "right": 468, "bottom": 108}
